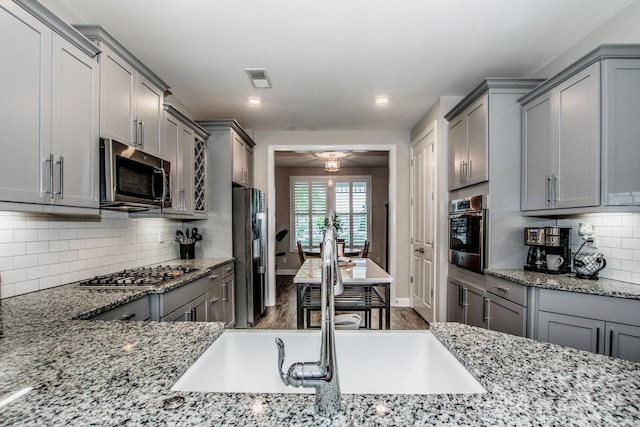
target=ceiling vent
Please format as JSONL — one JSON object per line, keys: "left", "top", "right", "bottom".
{"left": 245, "top": 68, "right": 272, "bottom": 89}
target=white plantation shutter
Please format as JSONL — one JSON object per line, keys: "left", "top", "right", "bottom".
{"left": 291, "top": 176, "right": 370, "bottom": 251}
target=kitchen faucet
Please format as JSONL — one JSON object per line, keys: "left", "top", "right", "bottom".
{"left": 275, "top": 223, "right": 343, "bottom": 418}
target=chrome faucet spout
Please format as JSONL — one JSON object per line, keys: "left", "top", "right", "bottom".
{"left": 276, "top": 222, "right": 342, "bottom": 418}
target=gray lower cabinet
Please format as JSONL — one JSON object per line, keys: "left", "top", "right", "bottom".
{"left": 90, "top": 296, "right": 150, "bottom": 321}
{"left": 161, "top": 293, "right": 208, "bottom": 322}
{"left": 535, "top": 287, "right": 640, "bottom": 362}
{"left": 151, "top": 275, "right": 209, "bottom": 322}
{"left": 447, "top": 277, "right": 485, "bottom": 328}
{"left": 485, "top": 275, "right": 528, "bottom": 337}
{"left": 207, "top": 262, "right": 235, "bottom": 327}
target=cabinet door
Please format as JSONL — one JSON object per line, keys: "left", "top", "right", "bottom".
{"left": 232, "top": 132, "right": 245, "bottom": 185}
{"left": 554, "top": 62, "right": 600, "bottom": 209}
{"left": 163, "top": 113, "right": 180, "bottom": 213}
{"left": 193, "top": 137, "right": 207, "bottom": 215}
{"left": 193, "top": 295, "right": 208, "bottom": 322}
{"left": 537, "top": 311, "right": 603, "bottom": 354}
{"left": 448, "top": 115, "right": 467, "bottom": 190}
{"left": 466, "top": 95, "right": 488, "bottom": 186}
{"left": 178, "top": 126, "right": 194, "bottom": 214}
{"left": 51, "top": 35, "right": 99, "bottom": 208}
{"left": 0, "top": 1, "right": 51, "bottom": 204}
{"left": 465, "top": 285, "right": 485, "bottom": 328}
{"left": 244, "top": 145, "right": 253, "bottom": 187}
{"left": 486, "top": 292, "right": 526, "bottom": 337}
{"left": 605, "top": 322, "right": 640, "bottom": 363}
{"left": 521, "top": 93, "right": 553, "bottom": 211}
{"left": 602, "top": 59, "right": 640, "bottom": 206}
{"left": 136, "top": 75, "right": 163, "bottom": 156}
{"left": 98, "top": 43, "right": 135, "bottom": 145}
{"left": 222, "top": 277, "right": 235, "bottom": 327}
{"left": 447, "top": 279, "right": 465, "bottom": 323}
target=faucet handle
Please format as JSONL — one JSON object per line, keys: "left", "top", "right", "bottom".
{"left": 275, "top": 337, "right": 290, "bottom": 386}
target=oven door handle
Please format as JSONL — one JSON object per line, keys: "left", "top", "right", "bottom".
{"left": 449, "top": 211, "right": 484, "bottom": 219}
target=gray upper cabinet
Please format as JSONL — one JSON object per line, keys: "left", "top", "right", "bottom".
{"left": 447, "top": 95, "right": 488, "bottom": 190}
{"left": 232, "top": 131, "right": 254, "bottom": 187}
{"left": 0, "top": 0, "right": 100, "bottom": 211}
{"left": 75, "top": 26, "right": 168, "bottom": 157}
{"left": 162, "top": 104, "right": 209, "bottom": 217}
{"left": 519, "top": 45, "right": 640, "bottom": 214}
{"left": 202, "top": 120, "right": 256, "bottom": 188}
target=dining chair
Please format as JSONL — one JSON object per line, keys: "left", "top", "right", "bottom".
{"left": 362, "top": 240, "right": 370, "bottom": 258}
{"left": 297, "top": 240, "right": 305, "bottom": 264}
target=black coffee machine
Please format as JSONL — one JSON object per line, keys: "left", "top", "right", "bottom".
{"left": 524, "top": 227, "right": 571, "bottom": 274}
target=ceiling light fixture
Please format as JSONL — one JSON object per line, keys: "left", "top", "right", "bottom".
{"left": 324, "top": 154, "right": 340, "bottom": 173}
{"left": 248, "top": 96, "right": 262, "bottom": 106}
{"left": 375, "top": 95, "right": 390, "bottom": 105}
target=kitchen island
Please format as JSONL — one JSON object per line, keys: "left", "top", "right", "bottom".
{"left": 0, "top": 267, "right": 639, "bottom": 425}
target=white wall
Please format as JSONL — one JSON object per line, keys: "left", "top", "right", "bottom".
{"left": 252, "top": 130, "right": 411, "bottom": 304}
{"left": 531, "top": 1, "right": 640, "bottom": 78}
{"left": 0, "top": 211, "right": 182, "bottom": 298}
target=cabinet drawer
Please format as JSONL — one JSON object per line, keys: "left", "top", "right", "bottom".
{"left": 161, "top": 276, "right": 208, "bottom": 316}
{"left": 207, "top": 262, "right": 234, "bottom": 282}
{"left": 90, "top": 296, "right": 150, "bottom": 321}
{"left": 486, "top": 276, "right": 527, "bottom": 307}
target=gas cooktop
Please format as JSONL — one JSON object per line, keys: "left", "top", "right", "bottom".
{"left": 78, "top": 265, "right": 198, "bottom": 289}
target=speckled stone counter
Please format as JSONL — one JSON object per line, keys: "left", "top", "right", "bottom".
{"left": 486, "top": 268, "right": 640, "bottom": 300}
{"left": 1, "top": 265, "right": 639, "bottom": 425}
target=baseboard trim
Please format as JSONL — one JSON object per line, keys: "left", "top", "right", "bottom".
{"left": 276, "top": 268, "right": 298, "bottom": 276}
{"left": 393, "top": 298, "right": 411, "bottom": 307}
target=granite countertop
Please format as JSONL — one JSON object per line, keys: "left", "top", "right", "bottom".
{"left": 485, "top": 268, "right": 640, "bottom": 300}
{"left": 1, "top": 262, "right": 639, "bottom": 425}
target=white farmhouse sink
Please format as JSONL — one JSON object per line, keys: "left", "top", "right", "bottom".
{"left": 172, "top": 330, "right": 486, "bottom": 395}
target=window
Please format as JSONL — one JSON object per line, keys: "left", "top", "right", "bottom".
{"left": 291, "top": 176, "right": 370, "bottom": 250}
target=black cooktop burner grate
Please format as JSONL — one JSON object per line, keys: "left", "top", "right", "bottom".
{"left": 78, "top": 265, "right": 198, "bottom": 288}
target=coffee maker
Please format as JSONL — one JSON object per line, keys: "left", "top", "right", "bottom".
{"left": 524, "top": 227, "right": 571, "bottom": 274}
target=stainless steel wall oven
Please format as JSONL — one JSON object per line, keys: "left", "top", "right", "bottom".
{"left": 448, "top": 195, "right": 486, "bottom": 273}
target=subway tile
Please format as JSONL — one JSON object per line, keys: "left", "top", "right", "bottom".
{"left": 1, "top": 269, "right": 27, "bottom": 284}
{"left": 27, "top": 265, "right": 50, "bottom": 280}
{"left": 26, "top": 241, "right": 49, "bottom": 254}
{"left": 59, "top": 229, "right": 78, "bottom": 240}
{"left": 0, "top": 256, "right": 14, "bottom": 271}
{"left": 599, "top": 237, "right": 621, "bottom": 248}
{"left": 40, "top": 275, "right": 60, "bottom": 289}
{"left": 610, "top": 227, "right": 633, "bottom": 238}
{"left": 60, "top": 271, "right": 79, "bottom": 285}
{"left": 14, "top": 279, "right": 39, "bottom": 294}
{"left": 14, "top": 254, "right": 39, "bottom": 269}
{"left": 610, "top": 248, "right": 633, "bottom": 260}
{"left": 38, "top": 229, "right": 60, "bottom": 241}
{"left": 609, "top": 269, "right": 632, "bottom": 282}
{"left": 69, "top": 260, "right": 87, "bottom": 272}
{"left": 0, "top": 216, "right": 26, "bottom": 230}
{"left": 605, "top": 258, "right": 621, "bottom": 270}
{"left": 38, "top": 252, "right": 60, "bottom": 265}
{"left": 0, "top": 242, "right": 27, "bottom": 257}
{"left": 77, "top": 229, "right": 94, "bottom": 239}
{"left": 622, "top": 215, "right": 640, "bottom": 227}
{"left": 601, "top": 215, "right": 622, "bottom": 227}
{"left": 78, "top": 248, "right": 94, "bottom": 260}
{"left": 77, "top": 269, "right": 95, "bottom": 281}
{"left": 69, "top": 239, "right": 86, "bottom": 250}
{"left": 50, "top": 263, "right": 70, "bottom": 275}
{"left": 621, "top": 260, "right": 640, "bottom": 273}
{"left": 50, "top": 240, "right": 69, "bottom": 252}
{"left": 85, "top": 257, "right": 102, "bottom": 269}
{"left": 13, "top": 229, "right": 38, "bottom": 242}
{"left": 632, "top": 273, "right": 640, "bottom": 285}
{"left": 621, "top": 238, "right": 640, "bottom": 250}
{"left": 59, "top": 251, "right": 79, "bottom": 262}
{"left": 26, "top": 216, "right": 49, "bottom": 229}
{"left": 1, "top": 283, "right": 16, "bottom": 298}
{"left": 0, "top": 229, "right": 13, "bottom": 243}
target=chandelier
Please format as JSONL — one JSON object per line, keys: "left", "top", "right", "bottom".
{"left": 324, "top": 154, "right": 340, "bottom": 173}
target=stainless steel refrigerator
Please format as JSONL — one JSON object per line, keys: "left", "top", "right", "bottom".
{"left": 232, "top": 187, "right": 267, "bottom": 328}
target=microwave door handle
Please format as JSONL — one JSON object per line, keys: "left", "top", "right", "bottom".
{"left": 152, "top": 167, "right": 165, "bottom": 201}
{"left": 161, "top": 168, "right": 167, "bottom": 203}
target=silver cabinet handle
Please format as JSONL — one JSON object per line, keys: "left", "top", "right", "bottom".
{"left": 120, "top": 313, "right": 135, "bottom": 321}
{"left": 46, "top": 154, "right": 54, "bottom": 199}
{"left": 459, "top": 161, "right": 464, "bottom": 185}
{"left": 210, "top": 297, "right": 220, "bottom": 305}
{"left": 209, "top": 274, "right": 220, "bottom": 280}
{"left": 222, "top": 283, "right": 228, "bottom": 302}
{"left": 468, "top": 159, "right": 472, "bottom": 181}
{"left": 224, "top": 267, "right": 233, "bottom": 272}
{"left": 609, "top": 328, "right": 614, "bottom": 356}
{"left": 494, "top": 285, "right": 509, "bottom": 292}
{"left": 140, "top": 119, "right": 144, "bottom": 148}
{"left": 551, "top": 174, "right": 557, "bottom": 204}
{"left": 133, "top": 118, "right": 139, "bottom": 146}
{"left": 596, "top": 326, "right": 600, "bottom": 353}
{"left": 545, "top": 175, "right": 551, "bottom": 205}
{"left": 184, "top": 310, "right": 191, "bottom": 321}
{"left": 56, "top": 156, "right": 64, "bottom": 199}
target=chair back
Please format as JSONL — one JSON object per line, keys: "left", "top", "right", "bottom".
{"left": 297, "top": 240, "right": 305, "bottom": 264}
{"left": 362, "top": 240, "right": 370, "bottom": 258}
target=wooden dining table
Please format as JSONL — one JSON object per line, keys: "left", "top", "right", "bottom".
{"left": 293, "top": 258, "right": 392, "bottom": 329}
{"left": 302, "top": 247, "right": 362, "bottom": 258}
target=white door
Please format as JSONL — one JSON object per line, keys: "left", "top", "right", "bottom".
{"left": 411, "top": 124, "right": 436, "bottom": 322}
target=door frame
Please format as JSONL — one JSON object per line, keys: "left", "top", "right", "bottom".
{"left": 266, "top": 144, "right": 397, "bottom": 307}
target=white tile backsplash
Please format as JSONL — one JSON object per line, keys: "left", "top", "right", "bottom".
{"left": 0, "top": 211, "right": 183, "bottom": 299}
{"left": 546, "top": 213, "right": 640, "bottom": 286}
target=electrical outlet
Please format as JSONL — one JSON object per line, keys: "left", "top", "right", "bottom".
{"left": 158, "top": 230, "right": 164, "bottom": 243}
{"left": 282, "top": 258, "right": 287, "bottom": 264}
{"left": 589, "top": 234, "right": 599, "bottom": 248}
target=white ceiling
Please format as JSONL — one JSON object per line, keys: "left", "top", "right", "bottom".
{"left": 43, "top": 0, "right": 633, "bottom": 131}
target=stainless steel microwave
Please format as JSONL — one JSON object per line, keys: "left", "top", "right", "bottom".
{"left": 100, "top": 138, "right": 171, "bottom": 211}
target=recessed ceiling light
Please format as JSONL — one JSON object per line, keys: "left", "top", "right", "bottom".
{"left": 248, "top": 97, "right": 262, "bottom": 106}
{"left": 375, "top": 95, "right": 390, "bottom": 105}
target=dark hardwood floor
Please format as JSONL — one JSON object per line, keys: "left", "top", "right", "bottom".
{"left": 254, "top": 275, "right": 430, "bottom": 330}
